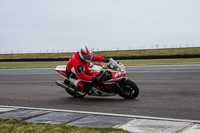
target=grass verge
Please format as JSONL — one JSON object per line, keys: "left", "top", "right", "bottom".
{"left": 120, "top": 58, "right": 200, "bottom": 66}
{"left": 1, "top": 47, "right": 200, "bottom": 59}
{"left": 0, "top": 58, "right": 200, "bottom": 69}
{"left": 0, "top": 118, "right": 129, "bottom": 133}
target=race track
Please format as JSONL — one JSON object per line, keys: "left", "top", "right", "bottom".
{"left": 0, "top": 65, "right": 200, "bottom": 120}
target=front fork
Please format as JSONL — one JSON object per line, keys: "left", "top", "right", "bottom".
{"left": 115, "top": 77, "right": 127, "bottom": 89}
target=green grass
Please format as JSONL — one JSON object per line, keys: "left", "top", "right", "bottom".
{"left": 120, "top": 58, "right": 200, "bottom": 66}
{"left": 0, "top": 118, "right": 129, "bottom": 133}
{"left": 94, "top": 47, "right": 200, "bottom": 57}
{"left": 0, "top": 53, "right": 73, "bottom": 59}
{"left": 0, "top": 47, "right": 200, "bottom": 69}
{"left": 1, "top": 47, "right": 200, "bottom": 59}
{"left": 0, "top": 61, "right": 67, "bottom": 69}
{"left": 0, "top": 58, "right": 200, "bottom": 69}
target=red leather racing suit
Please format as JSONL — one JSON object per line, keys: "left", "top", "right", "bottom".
{"left": 66, "top": 52, "right": 105, "bottom": 90}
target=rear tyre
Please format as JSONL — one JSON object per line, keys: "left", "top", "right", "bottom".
{"left": 116, "top": 79, "right": 139, "bottom": 99}
{"left": 65, "top": 89, "right": 86, "bottom": 98}
{"left": 64, "top": 79, "right": 86, "bottom": 98}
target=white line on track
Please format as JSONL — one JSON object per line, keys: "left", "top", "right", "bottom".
{"left": 1, "top": 105, "right": 200, "bottom": 124}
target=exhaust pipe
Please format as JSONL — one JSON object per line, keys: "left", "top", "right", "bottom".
{"left": 55, "top": 81, "right": 75, "bottom": 93}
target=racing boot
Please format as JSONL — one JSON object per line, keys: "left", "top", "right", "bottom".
{"left": 75, "top": 86, "right": 83, "bottom": 92}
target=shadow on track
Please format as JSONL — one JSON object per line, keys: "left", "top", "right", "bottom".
{"left": 58, "top": 96, "right": 139, "bottom": 103}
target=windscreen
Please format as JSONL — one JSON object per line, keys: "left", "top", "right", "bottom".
{"left": 107, "top": 59, "right": 125, "bottom": 72}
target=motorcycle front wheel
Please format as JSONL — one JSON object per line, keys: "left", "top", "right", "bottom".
{"left": 116, "top": 79, "right": 139, "bottom": 99}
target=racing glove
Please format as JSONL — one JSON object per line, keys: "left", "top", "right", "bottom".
{"left": 104, "top": 57, "right": 111, "bottom": 62}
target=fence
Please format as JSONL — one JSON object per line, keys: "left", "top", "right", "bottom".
{"left": 0, "top": 44, "right": 199, "bottom": 54}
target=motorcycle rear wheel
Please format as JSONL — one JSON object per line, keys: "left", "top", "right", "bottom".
{"left": 66, "top": 89, "right": 86, "bottom": 98}
{"left": 116, "top": 79, "right": 139, "bottom": 99}
{"left": 63, "top": 79, "right": 86, "bottom": 98}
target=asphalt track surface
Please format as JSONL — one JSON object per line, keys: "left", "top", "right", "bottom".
{"left": 0, "top": 64, "right": 200, "bottom": 120}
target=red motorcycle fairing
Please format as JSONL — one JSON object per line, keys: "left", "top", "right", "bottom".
{"left": 118, "top": 62, "right": 126, "bottom": 73}
{"left": 93, "top": 82, "right": 117, "bottom": 93}
{"left": 93, "top": 76, "right": 125, "bottom": 93}
{"left": 55, "top": 60, "right": 126, "bottom": 94}
{"left": 87, "top": 63, "right": 126, "bottom": 93}
{"left": 55, "top": 59, "right": 139, "bottom": 99}
{"left": 86, "top": 64, "right": 102, "bottom": 76}
{"left": 55, "top": 65, "right": 67, "bottom": 78}
{"left": 111, "top": 71, "right": 125, "bottom": 79}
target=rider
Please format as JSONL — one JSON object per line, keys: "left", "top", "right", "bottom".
{"left": 66, "top": 46, "right": 110, "bottom": 92}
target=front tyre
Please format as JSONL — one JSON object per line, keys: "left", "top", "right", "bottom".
{"left": 116, "top": 79, "right": 139, "bottom": 99}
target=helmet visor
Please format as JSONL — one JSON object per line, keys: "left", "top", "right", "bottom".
{"left": 82, "top": 53, "right": 93, "bottom": 62}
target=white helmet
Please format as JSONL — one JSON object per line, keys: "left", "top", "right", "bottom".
{"left": 79, "top": 46, "right": 93, "bottom": 63}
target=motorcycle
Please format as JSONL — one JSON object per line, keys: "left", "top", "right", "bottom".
{"left": 55, "top": 59, "right": 139, "bottom": 99}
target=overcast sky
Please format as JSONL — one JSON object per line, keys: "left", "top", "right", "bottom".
{"left": 0, "top": 0, "right": 200, "bottom": 53}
